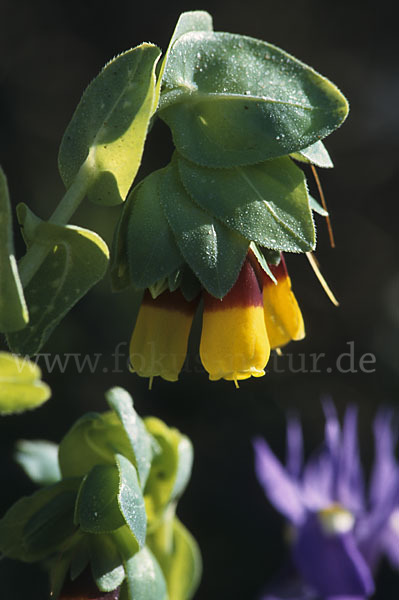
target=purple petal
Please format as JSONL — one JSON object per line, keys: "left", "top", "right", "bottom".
{"left": 322, "top": 398, "right": 341, "bottom": 459}
{"left": 380, "top": 514, "right": 399, "bottom": 568}
{"left": 302, "top": 448, "right": 335, "bottom": 510}
{"left": 286, "top": 413, "right": 304, "bottom": 480}
{"left": 369, "top": 409, "right": 398, "bottom": 508}
{"left": 337, "top": 406, "right": 365, "bottom": 513}
{"left": 253, "top": 437, "right": 306, "bottom": 525}
{"left": 292, "top": 514, "right": 375, "bottom": 598}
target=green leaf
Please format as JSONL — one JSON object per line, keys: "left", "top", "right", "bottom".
{"left": 178, "top": 153, "right": 315, "bottom": 252}
{"left": 123, "top": 546, "right": 168, "bottom": 600}
{"left": 309, "top": 194, "right": 329, "bottom": 216}
{"left": 148, "top": 518, "right": 202, "bottom": 600}
{"left": 158, "top": 31, "right": 348, "bottom": 167}
{"left": 156, "top": 11, "right": 213, "bottom": 100}
{"left": 112, "top": 524, "right": 142, "bottom": 562}
{"left": 106, "top": 387, "right": 154, "bottom": 488}
{"left": 6, "top": 222, "right": 109, "bottom": 356}
{"left": 23, "top": 489, "right": 77, "bottom": 556}
{"left": 0, "top": 352, "right": 51, "bottom": 415}
{"left": 144, "top": 418, "right": 192, "bottom": 526}
{"left": 0, "top": 166, "right": 28, "bottom": 332}
{"left": 110, "top": 188, "right": 134, "bottom": 291}
{"left": 291, "top": 140, "right": 333, "bottom": 168}
{"left": 89, "top": 533, "right": 125, "bottom": 592}
{"left": 115, "top": 454, "right": 147, "bottom": 549}
{"left": 14, "top": 439, "right": 60, "bottom": 485}
{"left": 49, "top": 554, "right": 70, "bottom": 600}
{"left": 76, "top": 464, "right": 125, "bottom": 533}
{"left": 0, "top": 477, "right": 80, "bottom": 561}
{"left": 159, "top": 161, "right": 249, "bottom": 298}
{"left": 126, "top": 170, "right": 184, "bottom": 289}
{"left": 249, "top": 243, "right": 276, "bottom": 284}
{"left": 58, "top": 411, "right": 135, "bottom": 479}
{"left": 58, "top": 43, "right": 161, "bottom": 206}
{"left": 16, "top": 203, "right": 42, "bottom": 248}
{"left": 59, "top": 413, "right": 110, "bottom": 478}
{"left": 170, "top": 437, "right": 193, "bottom": 502}
{"left": 179, "top": 266, "right": 202, "bottom": 301}
{"left": 70, "top": 536, "right": 90, "bottom": 581}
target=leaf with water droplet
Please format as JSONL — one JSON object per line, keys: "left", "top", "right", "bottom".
{"left": 178, "top": 153, "right": 315, "bottom": 252}
{"left": 158, "top": 31, "right": 348, "bottom": 167}
{"left": 159, "top": 160, "right": 249, "bottom": 298}
{"left": 156, "top": 10, "right": 213, "bottom": 102}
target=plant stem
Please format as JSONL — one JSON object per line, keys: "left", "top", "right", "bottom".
{"left": 18, "top": 173, "right": 89, "bottom": 288}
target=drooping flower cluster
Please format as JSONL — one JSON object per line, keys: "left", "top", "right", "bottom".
{"left": 129, "top": 251, "right": 304, "bottom": 385}
{"left": 253, "top": 402, "right": 399, "bottom": 600}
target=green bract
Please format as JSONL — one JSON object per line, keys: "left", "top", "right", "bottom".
{"left": 0, "top": 388, "right": 200, "bottom": 600}
{"left": 158, "top": 31, "right": 348, "bottom": 167}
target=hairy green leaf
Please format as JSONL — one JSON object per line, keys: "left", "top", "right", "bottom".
{"left": 115, "top": 454, "right": 147, "bottom": 549}
{"left": 89, "top": 533, "right": 125, "bottom": 592}
{"left": 156, "top": 10, "right": 213, "bottom": 100}
{"left": 125, "top": 170, "right": 184, "bottom": 289}
{"left": 58, "top": 412, "right": 134, "bottom": 479}
{"left": 76, "top": 464, "right": 125, "bottom": 533}
{"left": 309, "top": 194, "right": 329, "bottom": 216}
{"left": 122, "top": 546, "right": 168, "bottom": 600}
{"left": 6, "top": 222, "right": 109, "bottom": 356}
{"left": 291, "top": 140, "right": 333, "bottom": 168}
{"left": 0, "top": 478, "right": 79, "bottom": 561}
{"left": 106, "top": 387, "right": 154, "bottom": 488}
{"left": 0, "top": 352, "right": 51, "bottom": 415}
{"left": 159, "top": 31, "right": 348, "bottom": 167}
{"left": 159, "top": 161, "right": 249, "bottom": 298}
{"left": 178, "top": 153, "right": 315, "bottom": 252}
{"left": 0, "top": 166, "right": 28, "bottom": 332}
{"left": 59, "top": 44, "right": 161, "bottom": 205}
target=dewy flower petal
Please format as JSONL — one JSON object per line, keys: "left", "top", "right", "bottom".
{"left": 129, "top": 290, "right": 197, "bottom": 382}
{"left": 199, "top": 258, "right": 270, "bottom": 383}
{"left": 263, "top": 255, "right": 305, "bottom": 349}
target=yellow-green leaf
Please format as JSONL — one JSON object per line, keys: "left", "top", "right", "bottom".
{"left": 58, "top": 43, "right": 161, "bottom": 206}
{"left": 0, "top": 352, "right": 51, "bottom": 415}
{"left": 7, "top": 223, "right": 109, "bottom": 356}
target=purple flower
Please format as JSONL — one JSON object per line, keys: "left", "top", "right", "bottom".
{"left": 253, "top": 402, "right": 399, "bottom": 600}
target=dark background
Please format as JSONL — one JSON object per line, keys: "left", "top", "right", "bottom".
{"left": 1, "top": 0, "right": 398, "bottom": 598}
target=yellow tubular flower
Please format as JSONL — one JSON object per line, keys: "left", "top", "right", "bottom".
{"left": 200, "top": 258, "right": 270, "bottom": 384}
{"left": 130, "top": 290, "right": 198, "bottom": 382}
{"left": 263, "top": 255, "right": 305, "bottom": 350}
